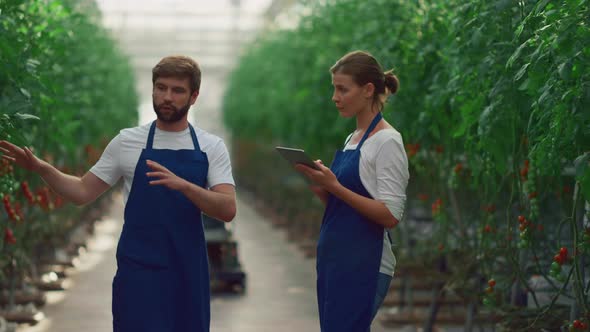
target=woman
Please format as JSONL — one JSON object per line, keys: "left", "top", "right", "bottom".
{"left": 295, "top": 50, "right": 409, "bottom": 332}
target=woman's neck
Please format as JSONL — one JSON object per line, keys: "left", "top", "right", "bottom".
{"left": 355, "top": 104, "right": 381, "bottom": 132}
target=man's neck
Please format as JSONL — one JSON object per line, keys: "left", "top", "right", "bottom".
{"left": 156, "top": 119, "right": 189, "bottom": 132}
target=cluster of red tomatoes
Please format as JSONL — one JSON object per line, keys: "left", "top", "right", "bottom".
{"left": 569, "top": 319, "right": 589, "bottom": 331}
{"left": 548, "top": 247, "right": 569, "bottom": 282}
{"left": 482, "top": 278, "right": 497, "bottom": 307}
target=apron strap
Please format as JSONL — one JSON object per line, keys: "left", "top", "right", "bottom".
{"left": 146, "top": 121, "right": 157, "bottom": 150}
{"left": 188, "top": 124, "right": 201, "bottom": 151}
{"left": 357, "top": 112, "right": 383, "bottom": 149}
{"left": 145, "top": 121, "right": 202, "bottom": 151}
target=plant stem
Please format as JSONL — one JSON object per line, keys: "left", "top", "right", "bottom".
{"left": 527, "top": 265, "right": 574, "bottom": 329}
{"left": 8, "top": 253, "right": 15, "bottom": 310}
{"left": 571, "top": 182, "right": 589, "bottom": 315}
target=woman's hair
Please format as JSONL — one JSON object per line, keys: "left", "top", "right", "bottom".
{"left": 152, "top": 55, "right": 201, "bottom": 93}
{"left": 330, "top": 50, "right": 399, "bottom": 110}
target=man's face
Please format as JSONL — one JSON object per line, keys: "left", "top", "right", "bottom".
{"left": 152, "top": 76, "right": 198, "bottom": 123}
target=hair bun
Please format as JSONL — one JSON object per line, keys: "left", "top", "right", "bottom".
{"left": 384, "top": 71, "right": 399, "bottom": 95}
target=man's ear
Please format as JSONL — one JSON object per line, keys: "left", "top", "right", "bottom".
{"left": 190, "top": 90, "right": 199, "bottom": 104}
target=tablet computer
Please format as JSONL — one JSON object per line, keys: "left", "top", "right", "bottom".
{"left": 275, "top": 146, "right": 320, "bottom": 170}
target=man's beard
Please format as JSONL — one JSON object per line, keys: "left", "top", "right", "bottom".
{"left": 153, "top": 101, "right": 191, "bottom": 123}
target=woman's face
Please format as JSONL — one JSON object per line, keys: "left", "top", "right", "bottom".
{"left": 331, "top": 72, "right": 372, "bottom": 118}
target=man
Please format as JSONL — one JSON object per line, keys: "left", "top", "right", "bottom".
{"left": 0, "top": 55, "right": 236, "bottom": 331}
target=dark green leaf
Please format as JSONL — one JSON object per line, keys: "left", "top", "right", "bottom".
{"left": 514, "top": 63, "right": 530, "bottom": 82}
{"left": 19, "top": 88, "right": 31, "bottom": 99}
{"left": 13, "top": 113, "right": 40, "bottom": 121}
{"left": 506, "top": 41, "right": 528, "bottom": 69}
{"left": 574, "top": 152, "right": 590, "bottom": 179}
{"left": 534, "top": 0, "right": 552, "bottom": 15}
{"left": 558, "top": 61, "right": 572, "bottom": 81}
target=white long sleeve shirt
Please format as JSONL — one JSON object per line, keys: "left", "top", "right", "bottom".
{"left": 343, "top": 128, "right": 409, "bottom": 276}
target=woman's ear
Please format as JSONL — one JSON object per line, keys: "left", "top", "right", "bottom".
{"left": 364, "top": 83, "right": 375, "bottom": 99}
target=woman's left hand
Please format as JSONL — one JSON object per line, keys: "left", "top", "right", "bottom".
{"left": 295, "top": 160, "right": 339, "bottom": 192}
{"left": 146, "top": 159, "right": 189, "bottom": 191}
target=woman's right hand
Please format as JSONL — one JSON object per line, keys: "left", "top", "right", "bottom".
{"left": 295, "top": 160, "right": 338, "bottom": 190}
{"left": 0, "top": 140, "right": 43, "bottom": 173}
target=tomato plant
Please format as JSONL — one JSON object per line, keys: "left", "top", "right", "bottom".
{"left": 224, "top": 0, "right": 590, "bottom": 327}
{"left": 0, "top": 0, "right": 137, "bottom": 307}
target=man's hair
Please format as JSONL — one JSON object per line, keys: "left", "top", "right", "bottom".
{"left": 152, "top": 55, "right": 201, "bottom": 93}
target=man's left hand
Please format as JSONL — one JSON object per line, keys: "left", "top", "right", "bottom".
{"left": 146, "top": 160, "right": 188, "bottom": 191}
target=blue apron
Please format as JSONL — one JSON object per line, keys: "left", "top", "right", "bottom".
{"left": 317, "top": 112, "right": 384, "bottom": 332}
{"left": 112, "top": 121, "right": 210, "bottom": 332}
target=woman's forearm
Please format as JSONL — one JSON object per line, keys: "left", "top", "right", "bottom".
{"left": 328, "top": 182, "right": 398, "bottom": 228}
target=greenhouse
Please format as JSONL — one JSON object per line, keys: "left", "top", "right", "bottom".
{"left": 0, "top": 0, "right": 588, "bottom": 331}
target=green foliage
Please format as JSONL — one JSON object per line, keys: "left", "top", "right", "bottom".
{"left": 0, "top": 0, "right": 137, "bottom": 281}
{"left": 224, "top": 0, "right": 590, "bottom": 325}
{"left": 0, "top": 0, "right": 137, "bottom": 160}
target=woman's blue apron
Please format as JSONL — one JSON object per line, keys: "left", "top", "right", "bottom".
{"left": 112, "top": 121, "right": 210, "bottom": 332}
{"left": 317, "top": 112, "right": 384, "bottom": 332}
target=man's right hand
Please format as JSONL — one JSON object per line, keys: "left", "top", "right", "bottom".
{"left": 0, "top": 140, "right": 43, "bottom": 173}
{"left": 0, "top": 140, "right": 111, "bottom": 206}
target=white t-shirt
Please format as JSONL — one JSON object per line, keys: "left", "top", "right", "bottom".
{"left": 90, "top": 122, "right": 235, "bottom": 203}
{"left": 343, "top": 128, "right": 409, "bottom": 276}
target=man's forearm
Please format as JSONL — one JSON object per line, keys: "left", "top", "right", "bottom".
{"left": 180, "top": 182, "right": 236, "bottom": 222}
{"left": 37, "top": 161, "right": 90, "bottom": 205}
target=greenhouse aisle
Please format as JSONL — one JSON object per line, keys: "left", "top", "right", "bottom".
{"left": 15, "top": 2, "right": 415, "bottom": 331}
